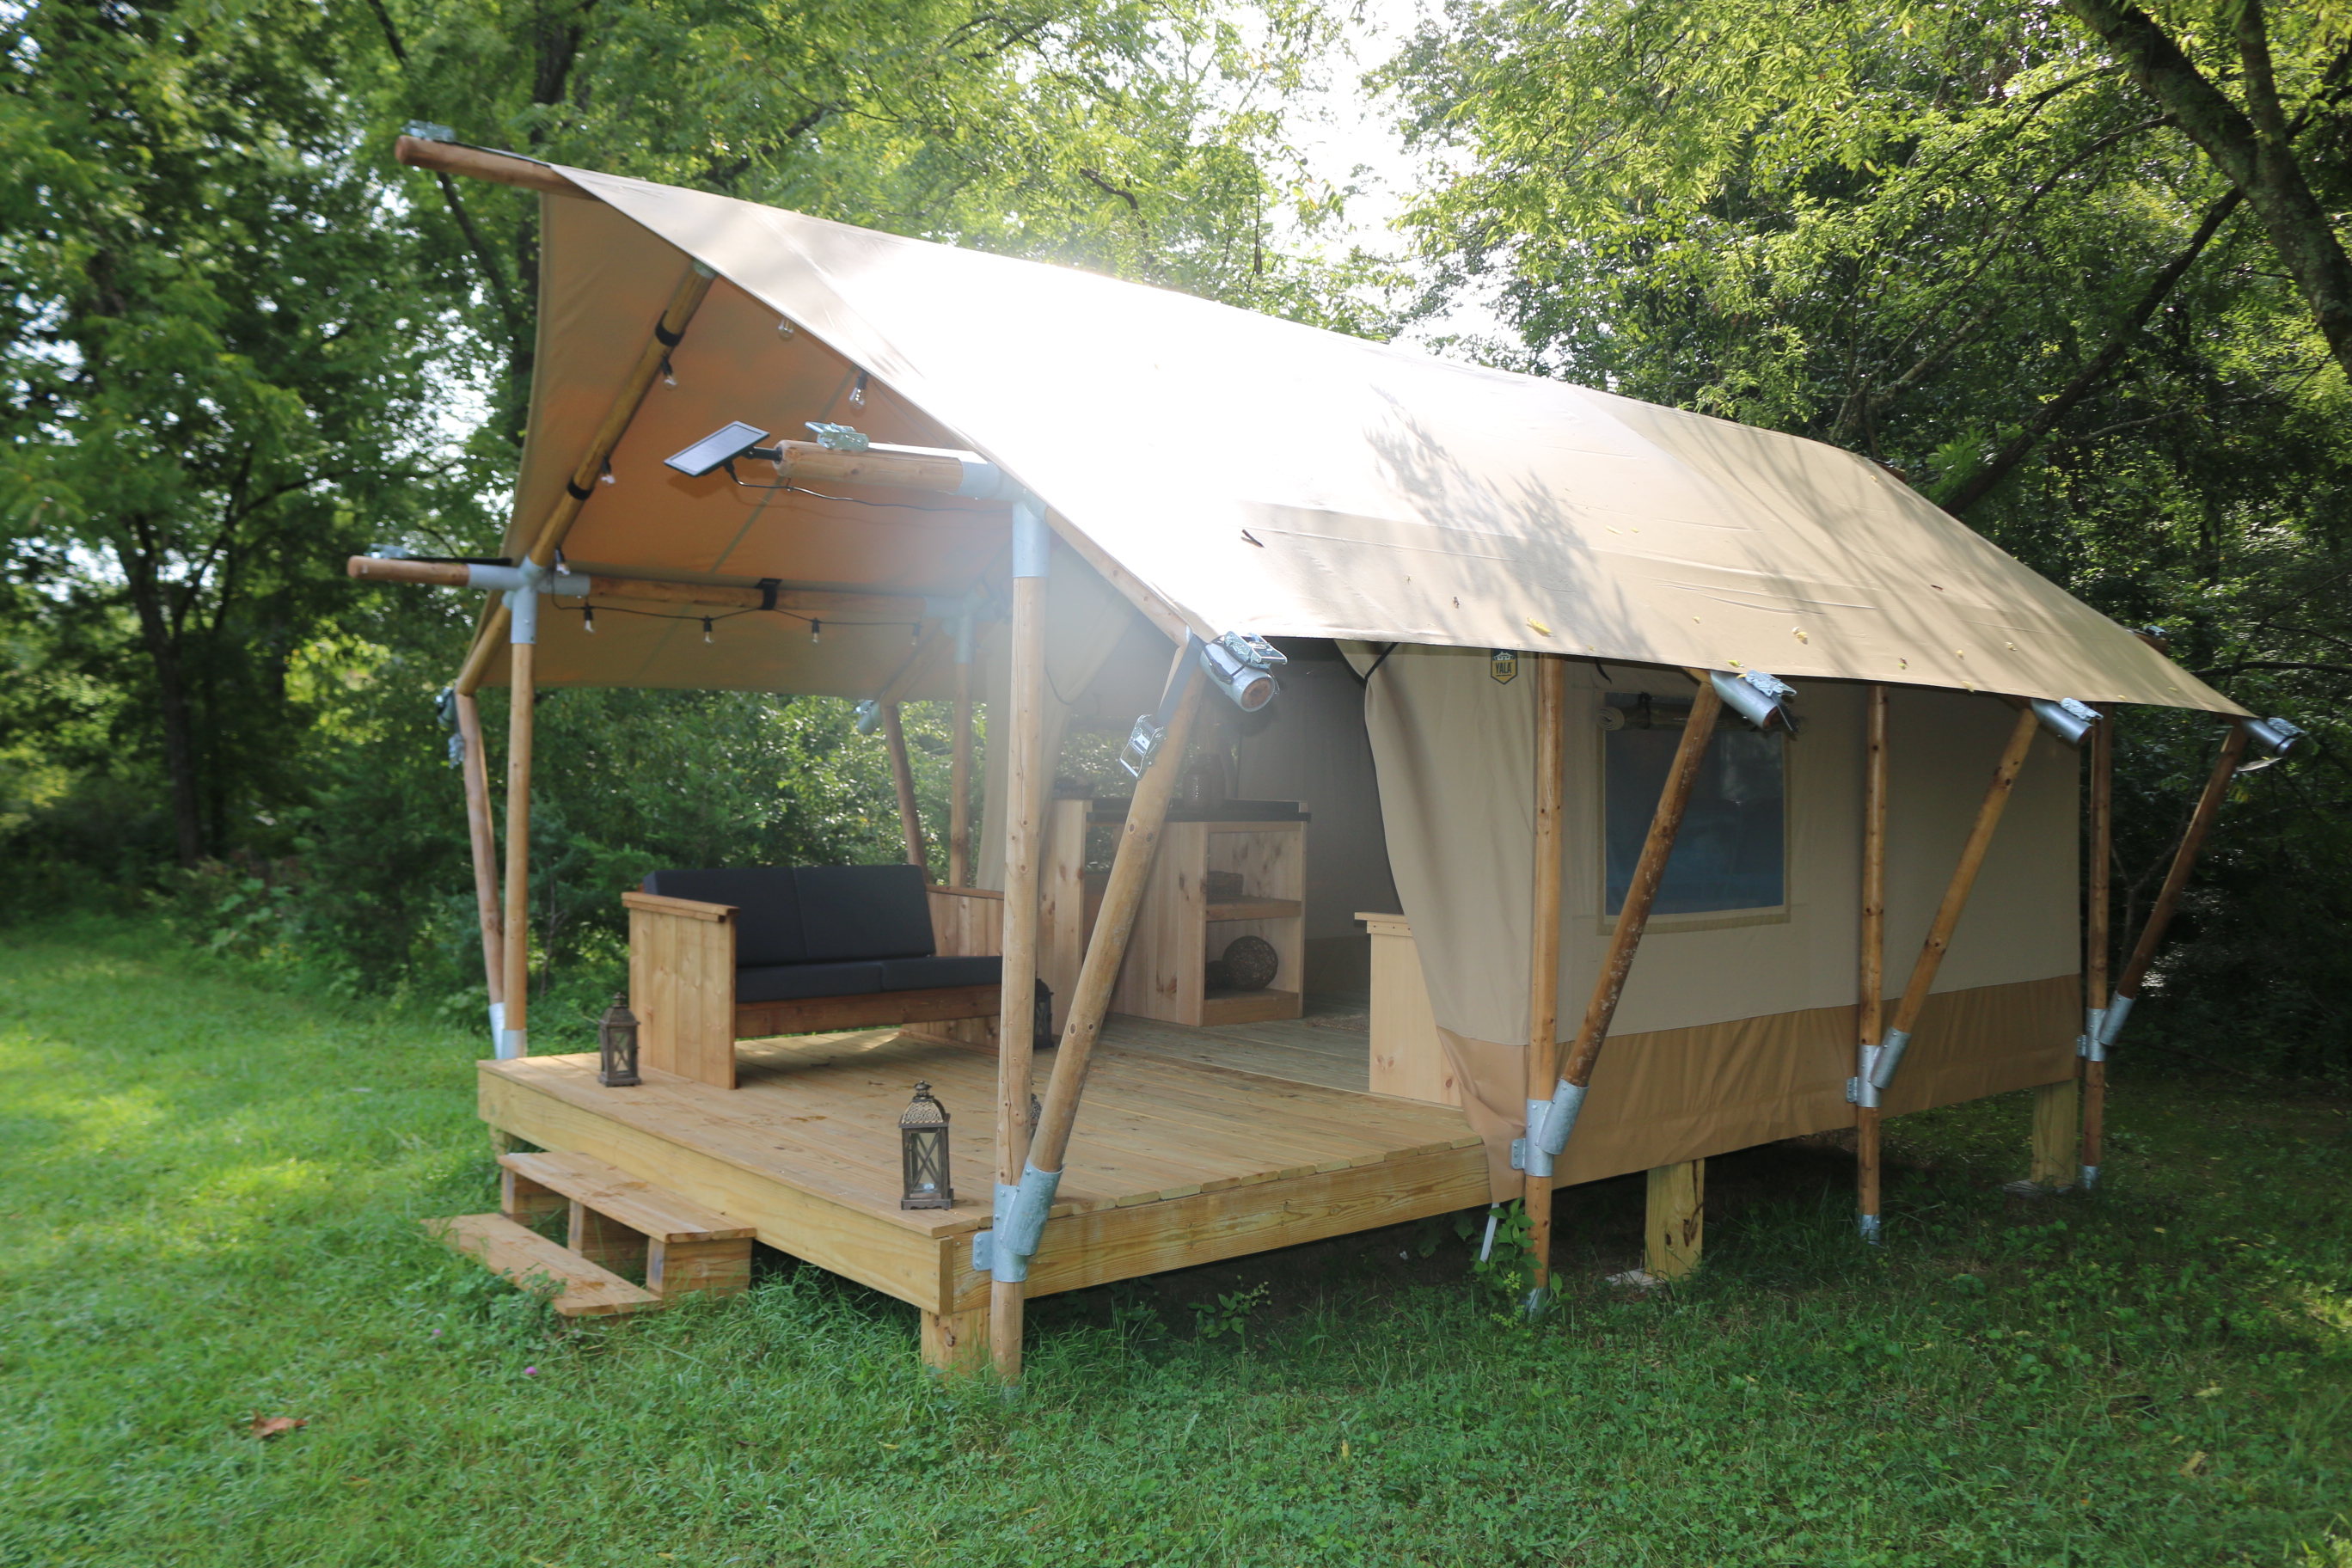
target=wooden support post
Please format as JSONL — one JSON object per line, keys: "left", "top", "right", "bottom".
{"left": 923, "top": 1305, "right": 990, "bottom": 1375}
{"left": 456, "top": 690, "right": 504, "bottom": 1024}
{"left": 2106, "top": 721, "right": 2251, "bottom": 1017}
{"left": 1856, "top": 684, "right": 1889, "bottom": 1238}
{"left": 2080, "top": 708, "right": 2113, "bottom": 1185}
{"left": 1026, "top": 677, "right": 1207, "bottom": 1177}
{"left": 1645, "top": 1160, "right": 1705, "bottom": 1278}
{"left": 2031, "top": 1081, "right": 2079, "bottom": 1186}
{"left": 1871, "top": 705, "right": 2042, "bottom": 1087}
{"left": 949, "top": 657, "right": 975, "bottom": 888}
{"left": 1525, "top": 654, "right": 1567, "bottom": 1295}
{"left": 499, "top": 640, "right": 536, "bottom": 1057}
{"left": 880, "top": 701, "right": 928, "bottom": 873}
{"left": 989, "top": 558, "right": 1049, "bottom": 1385}
{"left": 455, "top": 262, "right": 715, "bottom": 697}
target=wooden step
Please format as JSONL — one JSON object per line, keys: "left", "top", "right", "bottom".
{"left": 500, "top": 1151, "right": 753, "bottom": 1243}
{"left": 426, "top": 1213, "right": 660, "bottom": 1318}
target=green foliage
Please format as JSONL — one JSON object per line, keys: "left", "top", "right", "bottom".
{"left": 6, "top": 920, "right": 2352, "bottom": 1565}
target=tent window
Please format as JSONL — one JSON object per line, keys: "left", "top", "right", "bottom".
{"left": 1602, "top": 694, "right": 1786, "bottom": 916}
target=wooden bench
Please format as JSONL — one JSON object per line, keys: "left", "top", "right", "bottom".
{"left": 625, "top": 864, "right": 1028, "bottom": 1088}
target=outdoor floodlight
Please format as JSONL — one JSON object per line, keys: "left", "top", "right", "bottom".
{"left": 2244, "top": 715, "right": 2306, "bottom": 757}
{"left": 1710, "top": 669, "right": 1798, "bottom": 732}
{"left": 1200, "top": 632, "right": 1287, "bottom": 714}
{"left": 665, "top": 420, "right": 773, "bottom": 477}
{"left": 2031, "top": 697, "right": 2101, "bottom": 746}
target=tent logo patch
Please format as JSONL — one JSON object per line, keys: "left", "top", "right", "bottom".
{"left": 1490, "top": 650, "right": 1518, "bottom": 684}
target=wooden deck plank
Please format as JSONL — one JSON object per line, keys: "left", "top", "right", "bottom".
{"left": 500, "top": 1151, "right": 755, "bottom": 1242}
{"left": 426, "top": 1213, "right": 661, "bottom": 1318}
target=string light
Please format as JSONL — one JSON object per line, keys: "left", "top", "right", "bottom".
{"left": 848, "top": 371, "right": 868, "bottom": 407}
{"left": 660, "top": 355, "right": 676, "bottom": 389}
{"left": 811, "top": 619, "right": 822, "bottom": 645}
{"left": 702, "top": 616, "right": 714, "bottom": 644}
{"left": 598, "top": 457, "right": 616, "bottom": 487}
{"left": 581, "top": 605, "right": 597, "bottom": 634}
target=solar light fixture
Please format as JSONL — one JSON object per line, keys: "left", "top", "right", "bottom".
{"left": 2030, "top": 696, "right": 2101, "bottom": 746}
{"left": 597, "top": 994, "right": 641, "bottom": 1087}
{"left": 1709, "top": 669, "right": 1799, "bottom": 732}
{"left": 854, "top": 699, "right": 884, "bottom": 736}
{"left": 2244, "top": 715, "right": 2305, "bottom": 757}
{"left": 665, "top": 421, "right": 773, "bottom": 478}
{"left": 898, "top": 1082, "right": 953, "bottom": 1210}
{"left": 1200, "top": 631, "right": 1287, "bottom": 713}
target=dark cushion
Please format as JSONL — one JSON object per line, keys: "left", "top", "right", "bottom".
{"left": 793, "top": 863, "right": 935, "bottom": 962}
{"left": 735, "top": 961, "right": 886, "bottom": 1004}
{"left": 642, "top": 867, "right": 805, "bottom": 967}
{"left": 879, "top": 954, "right": 1002, "bottom": 991}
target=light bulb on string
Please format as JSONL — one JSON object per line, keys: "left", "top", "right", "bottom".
{"left": 581, "top": 605, "right": 597, "bottom": 635}
{"left": 598, "top": 458, "right": 615, "bottom": 487}
{"left": 848, "top": 371, "right": 868, "bottom": 407}
{"left": 701, "top": 616, "right": 714, "bottom": 644}
{"left": 811, "top": 619, "right": 822, "bottom": 645}
{"left": 660, "top": 355, "right": 676, "bottom": 389}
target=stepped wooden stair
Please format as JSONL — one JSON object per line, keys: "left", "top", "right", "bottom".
{"left": 426, "top": 1151, "right": 756, "bottom": 1318}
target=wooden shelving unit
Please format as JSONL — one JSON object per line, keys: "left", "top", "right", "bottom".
{"left": 1105, "top": 814, "right": 1307, "bottom": 1026}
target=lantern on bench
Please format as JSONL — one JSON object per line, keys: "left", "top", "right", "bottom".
{"left": 898, "top": 1082, "right": 953, "bottom": 1210}
{"left": 597, "top": 993, "right": 641, "bottom": 1087}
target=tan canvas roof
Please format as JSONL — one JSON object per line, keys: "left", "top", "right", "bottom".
{"left": 489, "top": 164, "right": 2238, "bottom": 714}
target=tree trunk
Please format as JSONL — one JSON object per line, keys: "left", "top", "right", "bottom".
{"left": 119, "top": 544, "right": 205, "bottom": 866}
{"left": 2061, "top": 0, "right": 2352, "bottom": 383}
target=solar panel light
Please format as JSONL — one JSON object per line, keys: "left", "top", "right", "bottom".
{"left": 1200, "top": 632, "right": 1287, "bottom": 714}
{"left": 664, "top": 420, "right": 780, "bottom": 478}
{"left": 2244, "top": 715, "right": 2306, "bottom": 757}
{"left": 2030, "top": 697, "right": 2101, "bottom": 746}
{"left": 1709, "top": 669, "right": 1798, "bottom": 732}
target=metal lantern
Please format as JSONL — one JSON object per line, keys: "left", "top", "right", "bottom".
{"left": 898, "top": 1082, "right": 953, "bottom": 1210}
{"left": 597, "top": 993, "right": 641, "bottom": 1087}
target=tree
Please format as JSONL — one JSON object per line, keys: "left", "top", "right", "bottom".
{"left": 1, "top": 0, "right": 456, "bottom": 864}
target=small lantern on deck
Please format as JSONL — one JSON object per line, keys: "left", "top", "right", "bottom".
{"left": 898, "top": 1082, "right": 953, "bottom": 1210}
{"left": 597, "top": 993, "right": 641, "bottom": 1087}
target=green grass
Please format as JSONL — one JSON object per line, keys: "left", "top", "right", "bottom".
{"left": 3, "top": 916, "right": 2350, "bottom": 1566}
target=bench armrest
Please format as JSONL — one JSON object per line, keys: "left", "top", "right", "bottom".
{"left": 928, "top": 885, "right": 1002, "bottom": 957}
{"left": 626, "top": 892, "right": 737, "bottom": 1088}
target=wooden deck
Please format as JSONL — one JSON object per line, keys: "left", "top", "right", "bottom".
{"left": 479, "top": 1012, "right": 1482, "bottom": 1358}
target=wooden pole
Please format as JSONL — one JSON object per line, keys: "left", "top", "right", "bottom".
{"left": 455, "top": 261, "right": 716, "bottom": 697}
{"left": 456, "top": 691, "right": 504, "bottom": 1020}
{"left": 2079, "top": 707, "right": 2114, "bottom": 1185}
{"left": 2110, "top": 721, "right": 2249, "bottom": 1007}
{"left": 1870, "top": 705, "right": 2042, "bottom": 1090}
{"left": 1026, "top": 677, "right": 1207, "bottom": 1176}
{"left": 499, "top": 641, "right": 536, "bottom": 1057}
{"left": 1524, "top": 653, "right": 1568, "bottom": 1295}
{"left": 395, "top": 135, "right": 594, "bottom": 200}
{"left": 1558, "top": 677, "right": 1724, "bottom": 1091}
{"left": 990, "top": 568, "right": 1048, "bottom": 1384}
{"left": 880, "top": 701, "right": 928, "bottom": 874}
{"left": 949, "top": 657, "right": 975, "bottom": 887}
{"left": 1855, "top": 683, "right": 1890, "bottom": 1240}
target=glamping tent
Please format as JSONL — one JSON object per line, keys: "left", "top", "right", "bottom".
{"left": 359, "top": 135, "right": 2274, "bottom": 1380}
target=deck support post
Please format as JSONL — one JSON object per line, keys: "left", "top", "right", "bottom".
{"left": 949, "top": 616, "right": 976, "bottom": 888}
{"left": 1645, "top": 1160, "right": 1705, "bottom": 1278}
{"left": 1857, "top": 705, "right": 2042, "bottom": 1116}
{"left": 2089, "top": 720, "right": 2250, "bottom": 1064}
{"left": 880, "top": 701, "right": 928, "bottom": 873}
{"left": 498, "top": 586, "right": 540, "bottom": 1060}
{"left": 455, "top": 260, "right": 715, "bottom": 699}
{"left": 456, "top": 689, "right": 505, "bottom": 1049}
{"left": 1855, "top": 683, "right": 1890, "bottom": 1241}
{"left": 1519, "top": 671, "right": 1725, "bottom": 1308}
{"left": 990, "top": 499, "right": 1050, "bottom": 1387}
{"left": 2079, "top": 709, "right": 2113, "bottom": 1189}
{"left": 1522, "top": 653, "right": 1567, "bottom": 1302}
